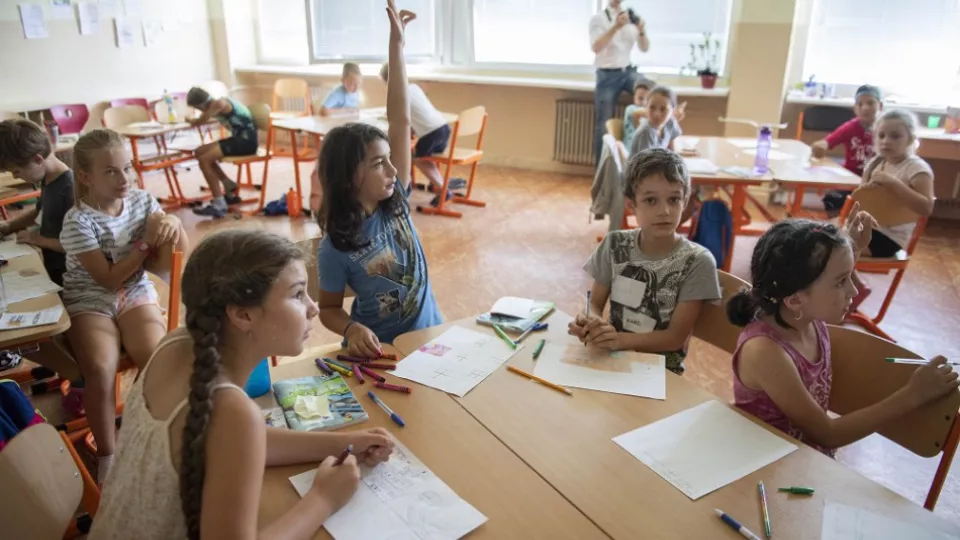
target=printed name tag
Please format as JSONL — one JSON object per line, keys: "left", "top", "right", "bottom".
{"left": 623, "top": 308, "right": 656, "bottom": 334}
{"left": 612, "top": 274, "right": 646, "bottom": 310}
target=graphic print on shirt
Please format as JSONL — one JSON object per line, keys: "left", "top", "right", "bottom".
{"left": 350, "top": 214, "right": 421, "bottom": 322}
{"left": 848, "top": 135, "right": 874, "bottom": 172}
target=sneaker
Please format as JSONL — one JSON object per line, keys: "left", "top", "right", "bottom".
{"left": 429, "top": 190, "right": 455, "bottom": 207}
{"left": 0, "top": 350, "right": 21, "bottom": 372}
{"left": 225, "top": 194, "right": 243, "bottom": 205}
{"left": 447, "top": 178, "right": 467, "bottom": 191}
{"left": 192, "top": 203, "right": 228, "bottom": 218}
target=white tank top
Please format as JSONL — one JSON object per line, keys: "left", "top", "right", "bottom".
{"left": 88, "top": 335, "right": 247, "bottom": 540}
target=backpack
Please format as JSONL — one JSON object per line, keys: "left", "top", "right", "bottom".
{"left": 262, "top": 195, "right": 289, "bottom": 216}
{"left": 689, "top": 198, "right": 733, "bottom": 268}
{"left": 0, "top": 380, "right": 44, "bottom": 453}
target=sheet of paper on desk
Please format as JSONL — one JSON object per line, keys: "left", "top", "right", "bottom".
{"left": 0, "top": 306, "right": 64, "bottom": 330}
{"left": 534, "top": 344, "right": 666, "bottom": 399}
{"left": 1, "top": 270, "right": 62, "bottom": 305}
{"left": 391, "top": 326, "right": 520, "bottom": 397}
{"left": 821, "top": 502, "right": 956, "bottom": 540}
{"left": 683, "top": 158, "right": 719, "bottom": 175}
{"left": 0, "top": 240, "right": 39, "bottom": 261}
{"left": 289, "top": 438, "right": 487, "bottom": 540}
{"left": 613, "top": 400, "right": 797, "bottom": 500}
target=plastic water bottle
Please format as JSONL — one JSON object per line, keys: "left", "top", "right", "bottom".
{"left": 244, "top": 358, "right": 272, "bottom": 398}
{"left": 163, "top": 89, "right": 177, "bottom": 123}
{"left": 753, "top": 125, "right": 772, "bottom": 176}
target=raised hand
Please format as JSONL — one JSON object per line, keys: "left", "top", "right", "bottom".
{"left": 387, "top": 0, "right": 417, "bottom": 46}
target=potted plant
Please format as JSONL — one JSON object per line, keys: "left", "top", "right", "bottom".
{"left": 683, "top": 33, "right": 722, "bottom": 89}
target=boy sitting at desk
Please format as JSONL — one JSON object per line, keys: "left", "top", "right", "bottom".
{"left": 569, "top": 148, "right": 721, "bottom": 375}
{"left": 320, "top": 63, "right": 363, "bottom": 116}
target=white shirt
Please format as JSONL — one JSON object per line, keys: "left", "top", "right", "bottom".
{"left": 589, "top": 8, "right": 640, "bottom": 69}
{"left": 409, "top": 83, "right": 447, "bottom": 137}
{"left": 867, "top": 155, "right": 933, "bottom": 249}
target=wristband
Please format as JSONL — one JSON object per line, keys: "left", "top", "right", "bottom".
{"left": 344, "top": 321, "right": 356, "bottom": 337}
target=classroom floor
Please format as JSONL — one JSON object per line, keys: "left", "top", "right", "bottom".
{"left": 22, "top": 152, "right": 960, "bottom": 526}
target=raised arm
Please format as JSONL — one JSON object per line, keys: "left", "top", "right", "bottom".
{"left": 386, "top": 1, "right": 414, "bottom": 190}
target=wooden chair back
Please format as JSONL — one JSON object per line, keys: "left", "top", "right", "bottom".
{"left": 248, "top": 103, "right": 273, "bottom": 131}
{"left": 103, "top": 105, "right": 150, "bottom": 130}
{"left": 272, "top": 78, "right": 311, "bottom": 114}
{"left": 0, "top": 423, "right": 84, "bottom": 540}
{"left": 850, "top": 187, "right": 924, "bottom": 228}
{"left": 0, "top": 110, "right": 20, "bottom": 121}
{"left": 606, "top": 118, "right": 624, "bottom": 141}
{"left": 828, "top": 325, "right": 960, "bottom": 457}
{"left": 456, "top": 106, "right": 486, "bottom": 138}
{"left": 692, "top": 270, "right": 750, "bottom": 354}
{"left": 200, "top": 80, "right": 230, "bottom": 98}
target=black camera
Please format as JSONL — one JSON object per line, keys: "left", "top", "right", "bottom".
{"left": 627, "top": 8, "right": 640, "bottom": 25}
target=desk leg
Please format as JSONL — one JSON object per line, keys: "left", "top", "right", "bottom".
{"left": 290, "top": 129, "right": 303, "bottom": 207}
{"left": 731, "top": 184, "right": 748, "bottom": 234}
{"left": 130, "top": 138, "right": 145, "bottom": 189}
{"left": 790, "top": 186, "right": 806, "bottom": 217}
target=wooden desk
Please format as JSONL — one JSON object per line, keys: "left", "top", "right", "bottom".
{"left": 0, "top": 248, "right": 70, "bottom": 350}
{"left": 255, "top": 346, "right": 609, "bottom": 540}
{"left": 393, "top": 312, "right": 960, "bottom": 540}
{"left": 917, "top": 128, "right": 960, "bottom": 161}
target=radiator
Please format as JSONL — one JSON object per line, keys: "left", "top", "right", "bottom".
{"left": 554, "top": 100, "right": 626, "bottom": 166}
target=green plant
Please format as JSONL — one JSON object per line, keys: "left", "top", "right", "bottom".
{"left": 683, "top": 32, "right": 722, "bottom": 76}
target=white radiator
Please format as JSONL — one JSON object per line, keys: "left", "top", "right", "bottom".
{"left": 554, "top": 100, "right": 626, "bottom": 166}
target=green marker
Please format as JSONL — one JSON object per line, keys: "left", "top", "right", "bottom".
{"left": 532, "top": 339, "right": 546, "bottom": 360}
{"left": 778, "top": 486, "right": 815, "bottom": 495}
{"left": 493, "top": 324, "right": 517, "bottom": 350}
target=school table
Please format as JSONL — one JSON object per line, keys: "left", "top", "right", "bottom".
{"left": 254, "top": 345, "right": 609, "bottom": 540}
{"left": 271, "top": 107, "right": 459, "bottom": 210}
{"left": 393, "top": 311, "right": 960, "bottom": 540}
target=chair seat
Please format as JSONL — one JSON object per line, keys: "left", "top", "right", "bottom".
{"left": 222, "top": 147, "right": 270, "bottom": 163}
{"left": 427, "top": 147, "right": 483, "bottom": 163}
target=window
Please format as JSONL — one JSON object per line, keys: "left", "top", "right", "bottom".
{"left": 470, "top": 0, "right": 733, "bottom": 73}
{"left": 256, "top": 0, "right": 309, "bottom": 65}
{"left": 803, "top": 0, "right": 960, "bottom": 102}
{"left": 309, "top": 0, "right": 437, "bottom": 62}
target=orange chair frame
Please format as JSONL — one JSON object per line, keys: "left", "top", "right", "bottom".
{"left": 838, "top": 196, "right": 929, "bottom": 342}
{"left": 417, "top": 109, "right": 488, "bottom": 218}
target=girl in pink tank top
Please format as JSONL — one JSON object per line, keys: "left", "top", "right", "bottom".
{"left": 726, "top": 213, "right": 959, "bottom": 457}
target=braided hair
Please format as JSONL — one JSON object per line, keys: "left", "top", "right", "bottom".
{"left": 727, "top": 219, "right": 849, "bottom": 329}
{"left": 178, "top": 229, "right": 303, "bottom": 539}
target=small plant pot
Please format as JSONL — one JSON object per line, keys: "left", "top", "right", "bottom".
{"left": 699, "top": 74, "right": 718, "bottom": 89}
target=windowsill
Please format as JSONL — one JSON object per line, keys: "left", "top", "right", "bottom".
{"left": 785, "top": 91, "right": 949, "bottom": 115}
{"left": 235, "top": 64, "right": 731, "bottom": 98}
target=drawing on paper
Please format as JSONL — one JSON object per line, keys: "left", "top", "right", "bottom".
{"left": 418, "top": 343, "right": 451, "bottom": 357}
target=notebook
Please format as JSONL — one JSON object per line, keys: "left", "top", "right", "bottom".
{"left": 271, "top": 373, "right": 368, "bottom": 431}
{"left": 683, "top": 158, "right": 719, "bottom": 175}
{"left": 476, "top": 298, "right": 554, "bottom": 333}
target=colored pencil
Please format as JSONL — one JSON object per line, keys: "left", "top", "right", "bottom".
{"left": 337, "top": 354, "right": 371, "bottom": 364}
{"left": 493, "top": 324, "right": 517, "bottom": 350}
{"left": 364, "top": 362, "right": 397, "bottom": 370}
{"left": 532, "top": 338, "right": 546, "bottom": 360}
{"left": 375, "top": 381, "right": 412, "bottom": 393}
{"left": 314, "top": 358, "right": 333, "bottom": 375}
{"left": 379, "top": 353, "right": 399, "bottom": 361}
{"left": 886, "top": 357, "right": 960, "bottom": 366}
{"left": 325, "top": 358, "right": 352, "bottom": 371}
{"left": 352, "top": 364, "right": 365, "bottom": 384}
{"left": 506, "top": 365, "right": 572, "bottom": 395}
{"left": 758, "top": 482, "right": 771, "bottom": 539}
{"left": 359, "top": 365, "right": 386, "bottom": 382}
{"left": 323, "top": 360, "right": 352, "bottom": 377}
{"left": 334, "top": 444, "right": 353, "bottom": 466}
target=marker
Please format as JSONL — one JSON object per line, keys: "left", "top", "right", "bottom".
{"left": 364, "top": 362, "right": 397, "bottom": 371}
{"left": 758, "top": 482, "right": 772, "bottom": 539}
{"left": 586, "top": 290, "right": 591, "bottom": 316}
{"left": 314, "top": 358, "right": 334, "bottom": 375}
{"left": 532, "top": 338, "right": 546, "bottom": 360}
{"left": 352, "top": 364, "right": 365, "bottom": 384}
{"left": 715, "top": 509, "right": 762, "bottom": 540}
{"left": 379, "top": 353, "right": 399, "bottom": 361}
{"left": 368, "top": 391, "right": 405, "bottom": 427}
{"left": 323, "top": 360, "right": 352, "bottom": 377}
{"left": 507, "top": 365, "right": 572, "bottom": 395}
{"left": 337, "top": 354, "right": 371, "bottom": 364}
{"left": 359, "top": 365, "right": 386, "bottom": 382}
{"left": 325, "top": 358, "right": 352, "bottom": 371}
{"left": 778, "top": 486, "right": 815, "bottom": 495}
{"left": 375, "top": 381, "right": 412, "bottom": 394}
{"left": 493, "top": 324, "right": 517, "bottom": 350}
{"left": 334, "top": 444, "right": 353, "bottom": 466}
{"left": 886, "top": 357, "right": 960, "bottom": 366}
{"left": 516, "top": 322, "right": 548, "bottom": 343}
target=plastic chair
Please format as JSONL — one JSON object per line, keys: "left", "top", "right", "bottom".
{"left": 270, "top": 78, "right": 312, "bottom": 157}
{"left": 691, "top": 270, "right": 750, "bottom": 355}
{"left": 222, "top": 103, "right": 273, "bottom": 216}
{"left": 109, "top": 97, "right": 149, "bottom": 110}
{"left": 795, "top": 105, "right": 856, "bottom": 140}
{"left": 104, "top": 105, "right": 193, "bottom": 198}
{"left": 416, "top": 106, "right": 487, "bottom": 218}
{"left": 838, "top": 194, "right": 929, "bottom": 342}
{"left": 0, "top": 423, "right": 100, "bottom": 539}
{"left": 828, "top": 325, "right": 960, "bottom": 510}
{"left": 605, "top": 118, "right": 624, "bottom": 141}
{"left": 49, "top": 104, "right": 90, "bottom": 135}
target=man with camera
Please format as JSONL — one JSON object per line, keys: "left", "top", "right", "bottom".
{"left": 589, "top": 0, "right": 650, "bottom": 164}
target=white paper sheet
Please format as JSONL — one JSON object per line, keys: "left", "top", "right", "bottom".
{"left": 141, "top": 20, "right": 160, "bottom": 46}
{"left": 676, "top": 137, "right": 699, "bottom": 151}
{"left": 289, "top": 438, "right": 488, "bottom": 540}
{"left": 728, "top": 137, "right": 780, "bottom": 149}
{"left": 50, "top": 0, "right": 73, "bottom": 19}
{"left": 0, "top": 240, "right": 39, "bottom": 260}
{"left": 490, "top": 296, "right": 534, "bottom": 319}
{"left": 19, "top": 3, "right": 48, "bottom": 39}
{"left": 114, "top": 16, "right": 136, "bottom": 47}
{"left": 533, "top": 344, "right": 666, "bottom": 399}
{"left": 0, "top": 306, "right": 63, "bottom": 330}
{"left": 683, "top": 158, "right": 719, "bottom": 175}
{"left": 821, "top": 502, "right": 957, "bottom": 540}
{"left": 613, "top": 400, "right": 797, "bottom": 500}
{"left": 77, "top": 1, "right": 99, "bottom": 34}
{"left": 392, "top": 326, "right": 520, "bottom": 397}
{"left": 98, "top": 0, "right": 118, "bottom": 17}
{"left": 742, "top": 148, "right": 795, "bottom": 160}
{"left": 122, "top": 0, "right": 141, "bottom": 16}
{"left": 1, "top": 270, "right": 62, "bottom": 305}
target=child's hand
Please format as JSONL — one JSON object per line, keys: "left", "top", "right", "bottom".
{"left": 864, "top": 162, "right": 899, "bottom": 189}
{"left": 583, "top": 320, "right": 622, "bottom": 350}
{"left": 345, "top": 323, "right": 382, "bottom": 358}
{"left": 843, "top": 202, "right": 877, "bottom": 255}
{"left": 147, "top": 213, "right": 180, "bottom": 247}
{"left": 811, "top": 141, "right": 828, "bottom": 159}
{"left": 568, "top": 314, "right": 602, "bottom": 341}
{"left": 614, "top": 11, "right": 629, "bottom": 28}
{"left": 386, "top": 0, "right": 416, "bottom": 45}
{"left": 310, "top": 454, "right": 361, "bottom": 513}
{"left": 675, "top": 102, "right": 687, "bottom": 122}
{"left": 15, "top": 229, "right": 40, "bottom": 246}
{"left": 905, "top": 356, "right": 960, "bottom": 407}
{"left": 349, "top": 427, "right": 395, "bottom": 466}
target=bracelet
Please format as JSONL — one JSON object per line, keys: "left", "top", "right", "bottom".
{"left": 344, "top": 321, "right": 356, "bottom": 336}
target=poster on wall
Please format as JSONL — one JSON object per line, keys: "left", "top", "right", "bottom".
{"left": 114, "top": 15, "right": 137, "bottom": 47}
{"left": 18, "top": 3, "right": 49, "bottom": 39}
{"left": 77, "top": 0, "right": 99, "bottom": 35}
{"left": 50, "top": 0, "right": 73, "bottom": 19}
{"left": 98, "top": 0, "right": 118, "bottom": 17}
{"left": 123, "top": 0, "right": 141, "bottom": 17}
{"left": 142, "top": 20, "right": 160, "bottom": 47}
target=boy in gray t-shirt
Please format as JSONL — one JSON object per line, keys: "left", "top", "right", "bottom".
{"left": 571, "top": 147, "right": 721, "bottom": 374}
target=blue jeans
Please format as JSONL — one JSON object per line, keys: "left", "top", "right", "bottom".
{"left": 594, "top": 68, "right": 642, "bottom": 165}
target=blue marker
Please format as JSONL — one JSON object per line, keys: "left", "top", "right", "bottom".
{"left": 516, "top": 322, "right": 548, "bottom": 343}
{"left": 715, "top": 509, "right": 762, "bottom": 540}
{"left": 368, "top": 390, "right": 405, "bottom": 427}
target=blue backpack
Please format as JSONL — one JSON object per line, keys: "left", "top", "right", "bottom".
{"left": 689, "top": 199, "right": 733, "bottom": 269}
{"left": 262, "top": 195, "right": 289, "bottom": 216}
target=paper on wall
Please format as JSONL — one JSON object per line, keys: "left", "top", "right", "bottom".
{"left": 77, "top": 1, "right": 99, "bottom": 35}
{"left": 18, "top": 3, "right": 49, "bottom": 39}
{"left": 114, "top": 15, "right": 137, "bottom": 47}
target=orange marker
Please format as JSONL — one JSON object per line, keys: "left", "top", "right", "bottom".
{"left": 506, "top": 365, "right": 572, "bottom": 396}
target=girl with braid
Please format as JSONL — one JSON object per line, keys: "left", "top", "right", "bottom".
{"left": 89, "top": 229, "right": 394, "bottom": 540}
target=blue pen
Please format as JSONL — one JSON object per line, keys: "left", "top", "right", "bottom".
{"left": 368, "top": 390, "right": 405, "bottom": 427}
{"left": 516, "top": 322, "right": 548, "bottom": 343}
{"left": 714, "top": 509, "right": 762, "bottom": 540}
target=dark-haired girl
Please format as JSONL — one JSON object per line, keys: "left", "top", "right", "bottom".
{"left": 316, "top": 4, "right": 441, "bottom": 358}
{"left": 727, "top": 206, "right": 958, "bottom": 456}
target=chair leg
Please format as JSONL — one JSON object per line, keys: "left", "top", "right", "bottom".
{"left": 844, "top": 311, "right": 896, "bottom": 342}
{"left": 417, "top": 159, "right": 462, "bottom": 218}
{"left": 925, "top": 417, "right": 960, "bottom": 510}
{"left": 454, "top": 162, "right": 486, "bottom": 208}
{"left": 872, "top": 268, "right": 906, "bottom": 325}
{"left": 256, "top": 158, "right": 270, "bottom": 213}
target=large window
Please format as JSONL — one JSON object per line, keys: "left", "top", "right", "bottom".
{"left": 621, "top": 0, "right": 733, "bottom": 74}
{"left": 309, "top": 0, "right": 437, "bottom": 62}
{"left": 803, "top": 0, "right": 960, "bottom": 102}
{"left": 256, "top": 0, "right": 309, "bottom": 65}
